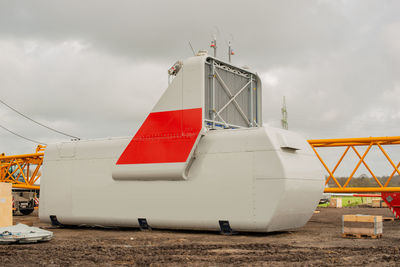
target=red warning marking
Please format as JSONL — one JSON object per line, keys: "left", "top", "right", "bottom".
{"left": 116, "top": 108, "right": 202, "bottom": 164}
{"left": 382, "top": 192, "right": 400, "bottom": 219}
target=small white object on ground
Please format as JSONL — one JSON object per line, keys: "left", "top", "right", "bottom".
{"left": 0, "top": 223, "right": 53, "bottom": 244}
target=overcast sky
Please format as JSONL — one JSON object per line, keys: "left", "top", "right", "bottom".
{"left": 1, "top": 1, "right": 400, "bottom": 177}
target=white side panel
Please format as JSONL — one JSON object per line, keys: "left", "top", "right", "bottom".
{"left": 40, "top": 127, "right": 325, "bottom": 232}
{"left": 151, "top": 65, "right": 183, "bottom": 112}
{"left": 41, "top": 138, "right": 255, "bottom": 230}
{"left": 252, "top": 128, "right": 325, "bottom": 231}
{"left": 152, "top": 56, "right": 205, "bottom": 113}
{"left": 182, "top": 57, "right": 205, "bottom": 111}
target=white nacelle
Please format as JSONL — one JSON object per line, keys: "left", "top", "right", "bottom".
{"left": 39, "top": 54, "right": 324, "bottom": 232}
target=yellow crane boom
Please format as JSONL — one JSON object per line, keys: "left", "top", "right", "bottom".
{"left": 0, "top": 145, "right": 45, "bottom": 190}
{"left": 308, "top": 136, "right": 400, "bottom": 193}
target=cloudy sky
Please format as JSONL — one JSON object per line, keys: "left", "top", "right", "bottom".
{"left": 1, "top": 1, "right": 400, "bottom": 176}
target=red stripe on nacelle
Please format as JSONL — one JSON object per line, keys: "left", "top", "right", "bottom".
{"left": 116, "top": 108, "right": 202, "bottom": 164}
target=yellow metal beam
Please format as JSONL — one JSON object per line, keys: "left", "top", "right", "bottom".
{"left": 308, "top": 136, "right": 400, "bottom": 194}
{"left": 309, "top": 137, "right": 400, "bottom": 149}
{"left": 0, "top": 152, "right": 44, "bottom": 160}
{"left": 0, "top": 145, "right": 45, "bottom": 190}
{"left": 12, "top": 184, "right": 40, "bottom": 190}
{"left": 325, "top": 187, "right": 400, "bottom": 193}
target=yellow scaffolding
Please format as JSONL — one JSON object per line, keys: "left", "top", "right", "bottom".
{"left": 0, "top": 145, "right": 45, "bottom": 190}
{"left": 308, "top": 137, "right": 400, "bottom": 193}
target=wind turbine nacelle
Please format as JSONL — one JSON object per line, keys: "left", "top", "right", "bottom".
{"left": 39, "top": 54, "right": 324, "bottom": 232}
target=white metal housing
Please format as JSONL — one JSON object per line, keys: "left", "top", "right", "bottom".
{"left": 39, "top": 54, "right": 324, "bottom": 232}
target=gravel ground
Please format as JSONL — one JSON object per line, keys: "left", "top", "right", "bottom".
{"left": 1, "top": 207, "right": 400, "bottom": 266}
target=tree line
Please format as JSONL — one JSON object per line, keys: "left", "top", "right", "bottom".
{"left": 327, "top": 175, "right": 400, "bottom": 187}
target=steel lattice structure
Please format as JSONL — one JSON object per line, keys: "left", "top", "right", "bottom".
{"left": 308, "top": 136, "right": 400, "bottom": 193}
{"left": 0, "top": 145, "right": 45, "bottom": 190}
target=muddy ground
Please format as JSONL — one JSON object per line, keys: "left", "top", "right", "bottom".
{"left": 1, "top": 208, "right": 400, "bottom": 266}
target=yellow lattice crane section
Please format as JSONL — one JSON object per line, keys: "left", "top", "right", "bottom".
{"left": 308, "top": 136, "right": 400, "bottom": 193}
{"left": 0, "top": 145, "right": 45, "bottom": 190}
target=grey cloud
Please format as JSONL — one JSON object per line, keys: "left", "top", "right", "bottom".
{"left": 0, "top": 1, "right": 379, "bottom": 65}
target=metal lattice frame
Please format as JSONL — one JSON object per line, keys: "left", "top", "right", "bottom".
{"left": 308, "top": 137, "right": 400, "bottom": 193}
{"left": 0, "top": 145, "right": 45, "bottom": 190}
{"left": 205, "top": 58, "right": 260, "bottom": 129}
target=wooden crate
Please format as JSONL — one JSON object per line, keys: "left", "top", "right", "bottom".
{"left": 372, "top": 199, "right": 388, "bottom": 208}
{"left": 0, "top": 182, "right": 12, "bottom": 227}
{"left": 342, "top": 214, "right": 382, "bottom": 239}
{"left": 329, "top": 198, "right": 342, "bottom": 208}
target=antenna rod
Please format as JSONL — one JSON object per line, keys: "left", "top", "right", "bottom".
{"left": 210, "top": 37, "right": 217, "bottom": 57}
{"left": 228, "top": 41, "right": 234, "bottom": 63}
{"left": 188, "top": 41, "right": 196, "bottom": 55}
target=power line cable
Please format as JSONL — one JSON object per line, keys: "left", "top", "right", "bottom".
{"left": 0, "top": 123, "right": 47, "bottom": 145}
{"left": 0, "top": 99, "right": 80, "bottom": 140}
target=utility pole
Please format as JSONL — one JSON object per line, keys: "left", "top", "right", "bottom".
{"left": 281, "top": 96, "right": 288, "bottom": 130}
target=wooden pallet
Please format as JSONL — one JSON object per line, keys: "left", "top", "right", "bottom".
{"left": 383, "top": 217, "right": 395, "bottom": 221}
{"left": 342, "top": 215, "right": 382, "bottom": 239}
{"left": 342, "top": 233, "right": 382, "bottom": 239}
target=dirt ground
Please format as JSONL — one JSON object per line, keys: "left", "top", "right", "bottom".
{"left": 1, "top": 208, "right": 400, "bottom": 266}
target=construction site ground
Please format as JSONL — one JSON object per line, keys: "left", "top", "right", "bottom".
{"left": 2, "top": 207, "right": 400, "bottom": 266}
